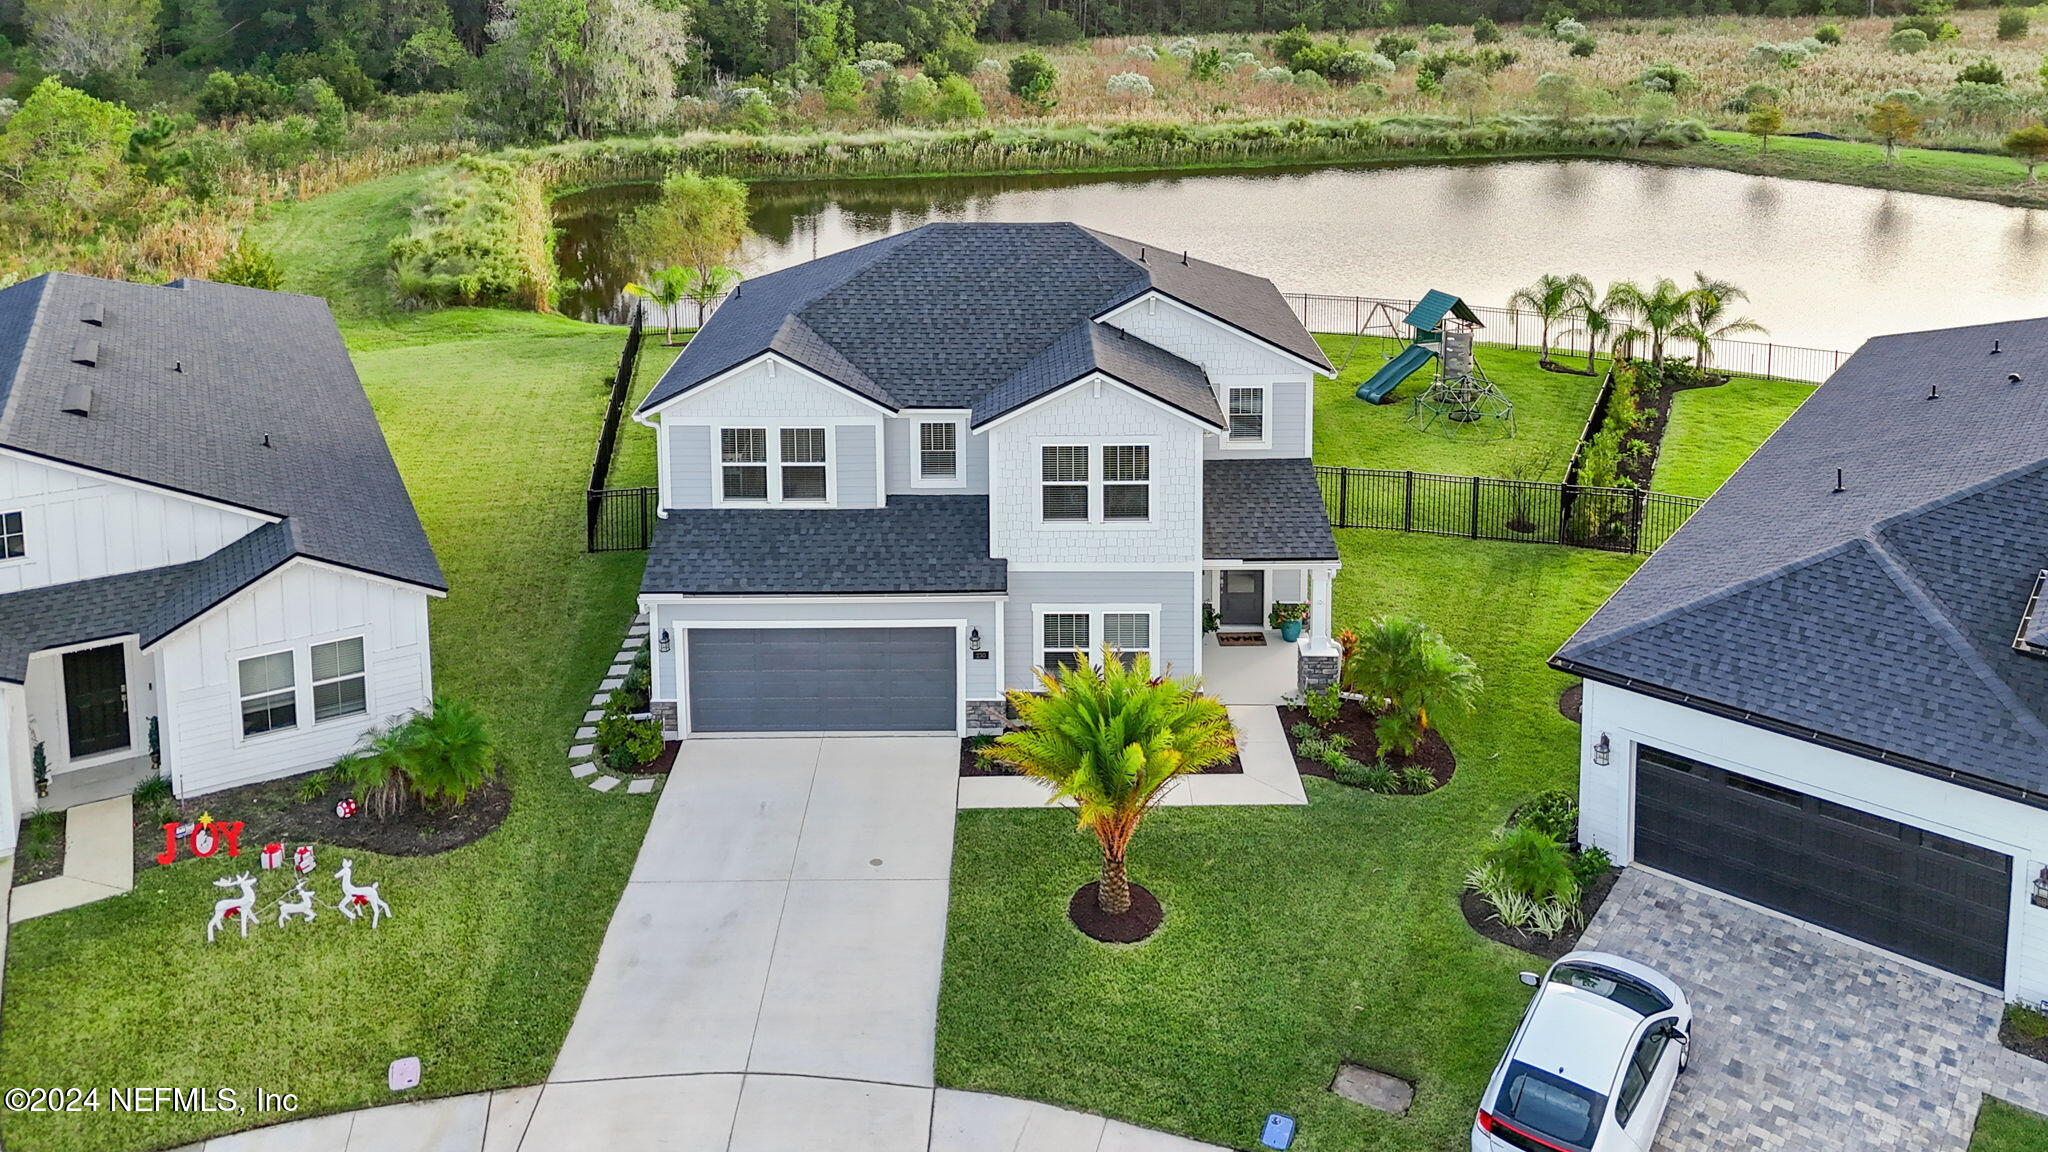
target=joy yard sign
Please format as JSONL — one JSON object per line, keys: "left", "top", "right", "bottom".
{"left": 156, "top": 813, "right": 244, "bottom": 866}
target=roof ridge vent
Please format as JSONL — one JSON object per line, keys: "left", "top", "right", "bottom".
{"left": 70, "top": 336, "right": 98, "bottom": 367}
{"left": 79, "top": 301, "right": 103, "bottom": 326}
{"left": 60, "top": 382, "right": 92, "bottom": 417}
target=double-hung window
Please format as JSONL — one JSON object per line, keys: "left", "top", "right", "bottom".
{"left": 1102, "top": 612, "right": 1152, "bottom": 667}
{"left": 1227, "top": 386, "right": 1267, "bottom": 445}
{"left": 780, "top": 427, "right": 828, "bottom": 502}
{"left": 1102, "top": 445, "right": 1150, "bottom": 521}
{"left": 1041, "top": 445, "right": 1089, "bottom": 521}
{"left": 721, "top": 428, "right": 769, "bottom": 501}
{"left": 311, "top": 637, "right": 368, "bottom": 722}
{"left": 238, "top": 651, "right": 297, "bottom": 737}
{"left": 918, "top": 421, "right": 959, "bottom": 482}
{"left": 0, "top": 510, "right": 21, "bottom": 560}
{"left": 1041, "top": 612, "right": 1090, "bottom": 670}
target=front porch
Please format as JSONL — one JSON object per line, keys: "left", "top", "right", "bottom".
{"left": 1200, "top": 560, "right": 1341, "bottom": 706}
{"left": 1199, "top": 629, "right": 1301, "bottom": 705}
{"left": 1, "top": 638, "right": 161, "bottom": 853}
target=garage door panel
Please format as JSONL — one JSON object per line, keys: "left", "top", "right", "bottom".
{"left": 687, "top": 627, "right": 956, "bottom": 734}
{"left": 1634, "top": 744, "right": 2010, "bottom": 987}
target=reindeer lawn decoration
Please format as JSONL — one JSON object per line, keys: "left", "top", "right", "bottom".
{"left": 333, "top": 858, "right": 392, "bottom": 928}
{"left": 276, "top": 879, "right": 318, "bottom": 927}
{"left": 206, "top": 874, "right": 259, "bottom": 942}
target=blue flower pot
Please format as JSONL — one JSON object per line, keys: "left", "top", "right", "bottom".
{"left": 1280, "top": 620, "right": 1304, "bottom": 643}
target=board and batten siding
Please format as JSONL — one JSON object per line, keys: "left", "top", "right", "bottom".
{"left": 987, "top": 382, "right": 1204, "bottom": 568}
{"left": 0, "top": 453, "right": 266, "bottom": 593}
{"left": 646, "top": 597, "right": 1004, "bottom": 708}
{"left": 1097, "top": 293, "right": 1318, "bottom": 460}
{"left": 156, "top": 562, "right": 433, "bottom": 798}
{"left": 1002, "top": 569, "right": 1201, "bottom": 691}
{"left": 1579, "top": 679, "right": 2048, "bottom": 1002}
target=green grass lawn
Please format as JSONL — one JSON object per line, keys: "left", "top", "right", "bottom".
{"left": 937, "top": 533, "right": 1640, "bottom": 1151}
{"left": 1654, "top": 376, "right": 1814, "bottom": 500}
{"left": 1972, "top": 1098, "right": 2048, "bottom": 1152}
{"left": 1312, "top": 334, "right": 1604, "bottom": 481}
{"left": 1674, "top": 132, "right": 2048, "bottom": 211}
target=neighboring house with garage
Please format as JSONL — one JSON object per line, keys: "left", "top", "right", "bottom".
{"left": 0, "top": 273, "right": 444, "bottom": 854}
{"left": 634, "top": 222, "right": 1340, "bottom": 738}
{"left": 1554, "top": 315, "right": 2048, "bottom": 1004}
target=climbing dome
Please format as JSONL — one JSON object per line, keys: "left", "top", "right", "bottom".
{"left": 1410, "top": 326, "right": 1515, "bottom": 440}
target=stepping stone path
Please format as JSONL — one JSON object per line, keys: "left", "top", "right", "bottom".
{"left": 567, "top": 612, "right": 661, "bottom": 797}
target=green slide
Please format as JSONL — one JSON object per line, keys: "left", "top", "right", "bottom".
{"left": 1356, "top": 341, "right": 1437, "bottom": 404}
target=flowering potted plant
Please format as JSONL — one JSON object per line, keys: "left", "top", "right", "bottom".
{"left": 1268, "top": 602, "right": 1309, "bottom": 643}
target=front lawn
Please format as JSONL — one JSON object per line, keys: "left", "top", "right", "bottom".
{"left": 0, "top": 316, "right": 675, "bottom": 1151}
{"left": 937, "top": 533, "right": 1640, "bottom": 1150}
{"left": 1972, "top": 1098, "right": 2048, "bottom": 1152}
{"left": 1654, "top": 375, "right": 1814, "bottom": 500}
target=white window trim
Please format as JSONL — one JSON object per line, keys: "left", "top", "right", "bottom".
{"left": 1101, "top": 444, "right": 1153, "bottom": 524}
{"left": 235, "top": 646, "right": 300, "bottom": 742}
{"left": 309, "top": 634, "right": 370, "bottom": 726}
{"left": 713, "top": 424, "right": 835, "bottom": 508}
{"left": 1033, "top": 604, "right": 1161, "bottom": 672}
{"left": 1222, "top": 384, "right": 1272, "bottom": 450}
{"left": 911, "top": 416, "right": 968, "bottom": 489}
{"left": 1035, "top": 442, "right": 1159, "bottom": 527}
{"left": 0, "top": 508, "right": 24, "bottom": 565}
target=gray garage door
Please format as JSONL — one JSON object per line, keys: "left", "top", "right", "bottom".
{"left": 1635, "top": 744, "right": 2012, "bottom": 987}
{"left": 686, "top": 627, "right": 957, "bottom": 734}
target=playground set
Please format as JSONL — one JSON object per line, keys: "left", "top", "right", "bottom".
{"left": 1346, "top": 290, "right": 1515, "bottom": 440}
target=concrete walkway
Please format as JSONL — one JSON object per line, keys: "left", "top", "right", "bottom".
{"left": 958, "top": 706, "right": 1307, "bottom": 809}
{"left": 178, "top": 736, "right": 1228, "bottom": 1152}
{"left": 9, "top": 795, "right": 134, "bottom": 922}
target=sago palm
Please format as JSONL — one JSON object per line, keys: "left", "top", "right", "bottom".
{"left": 1341, "top": 616, "right": 1482, "bottom": 756}
{"left": 626, "top": 265, "right": 693, "bottom": 345}
{"left": 1676, "top": 272, "right": 1765, "bottom": 371}
{"left": 1507, "top": 273, "right": 1593, "bottom": 365}
{"left": 979, "top": 650, "right": 1235, "bottom": 916}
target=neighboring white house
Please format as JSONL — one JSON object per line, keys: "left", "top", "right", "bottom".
{"left": 0, "top": 274, "right": 445, "bottom": 853}
{"left": 634, "top": 222, "right": 1341, "bottom": 737}
{"left": 1554, "top": 315, "right": 2048, "bottom": 1004}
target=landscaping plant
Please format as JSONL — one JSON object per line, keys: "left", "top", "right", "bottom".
{"left": 1466, "top": 824, "right": 1584, "bottom": 937}
{"left": 979, "top": 649, "right": 1233, "bottom": 916}
{"left": 1341, "top": 615, "right": 1480, "bottom": 758}
{"left": 335, "top": 696, "right": 497, "bottom": 819}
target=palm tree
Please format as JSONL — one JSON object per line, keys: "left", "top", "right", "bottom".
{"left": 1341, "top": 616, "right": 1482, "bottom": 757}
{"left": 1603, "top": 277, "right": 1692, "bottom": 367}
{"left": 1676, "top": 273, "right": 1766, "bottom": 371}
{"left": 682, "top": 264, "right": 742, "bottom": 328}
{"left": 626, "top": 266, "right": 692, "bottom": 345}
{"left": 1572, "top": 299, "right": 1614, "bottom": 374}
{"left": 1507, "top": 273, "right": 1594, "bottom": 367}
{"left": 979, "top": 650, "right": 1235, "bottom": 916}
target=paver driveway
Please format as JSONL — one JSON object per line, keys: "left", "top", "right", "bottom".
{"left": 1579, "top": 870, "right": 2048, "bottom": 1151}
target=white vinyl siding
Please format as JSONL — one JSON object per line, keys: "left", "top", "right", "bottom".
{"left": 238, "top": 651, "right": 297, "bottom": 737}
{"left": 311, "top": 636, "right": 368, "bottom": 723}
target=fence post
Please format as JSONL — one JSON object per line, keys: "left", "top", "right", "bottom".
{"left": 1558, "top": 484, "right": 1572, "bottom": 546}
{"left": 1629, "top": 487, "right": 1645, "bottom": 553}
{"left": 1469, "top": 477, "right": 1480, "bottom": 539}
{"left": 1339, "top": 468, "right": 1352, "bottom": 528}
{"left": 1404, "top": 470, "right": 1415, "bottom": 532}
{"left": 1767, "top": 343, "right": 1774, "bottom": 380}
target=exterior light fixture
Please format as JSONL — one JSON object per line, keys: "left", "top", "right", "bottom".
{"left": 967, "top": 627, "right": 983, "bottom": 652}
{"left": 2033, "top": 865, "right": 2048, "bottom": 910}
{"left": 658, "top": 628, "right": 672, "bottom": 653}
{"left": 1593, "top": 733, "right": 1611, "bottom": 766}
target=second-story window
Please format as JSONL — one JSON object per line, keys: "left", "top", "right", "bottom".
{"left": 780, "top": 428, "right": 828, "bottom": 501}
{"left": 1102, "top": 445, "right": 1150, "bottom": 521}
{"left": 0, "top": 510, "right": 22, "bottom": 560}
{"left": 1041, "top": 445, "right": 1089, "bottom": 521}
{"left": 1227, "top": 387, "right": 1266, "bottom": 444}
{"left": 919, "top": 422, "right": 958, "bottom": 481}
{"left": 721, "top": 428, "right": 768, "bottom": 501}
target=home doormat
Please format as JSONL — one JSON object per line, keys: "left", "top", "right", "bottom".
{"left": 1216, "top": 632, "right": 1267, "bottom": 647}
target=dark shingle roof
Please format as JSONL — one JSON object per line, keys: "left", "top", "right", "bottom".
{"left": 641, "top": 497, "right": 1007, "bottom": 595}
{"left": 1203, "top": 458, "right": 1339, "bottom": 561}
{"left": 972, "top": 321, "right": 1224, "bottom": 429}
{"left": 0, "top": 273, "right": 443, "bottom": 593}
{"left": 1556, "top": 315, "right": 2048, "bottom": 798}
{"left": 637, "top": 222, "right": 1329, "bottom": 416}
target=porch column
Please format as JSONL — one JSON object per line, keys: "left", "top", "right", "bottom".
{"left": 1306, "top": 566, "right": 1336, "bottom": 656}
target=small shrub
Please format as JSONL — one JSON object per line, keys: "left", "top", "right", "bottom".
{"left": 1168, "top": 37, "right": 1199, "bottom": 58}
{"left": 133, "top": 773, "right": 173, "bottom": 807}
{"left": 596, "top": 709, "right": 664, "bottom": 770}
{"left": 214, "top": 234, "right": 285, "bottom": 290}
{"left": 1424, "top": 23, "right": 1457, "bottom": 42}
{"left": 1639, "top": 62, "right": 1692, "bottom": 94}
{"left": 1517, "top": 788, "right": 1579, "bottom": 843}
{"left": 933, "top": 75, "right": 985, "bottom": 120}
{"left": 1125, "top": 43, "right": 1160, "bottom": 60}
{"left": 1333, "top": 758, "right": 1397, "bottom": 792}
{"left": 1007, "top": 51, "right": 1058, "bottom": 112}
{"left": 1105, "top": 72, "right": 1155, "bottom": 99}
{"left": 1569, "top": 844, "right": 1614, "bottom": 890}
{"left": 1473, "top": 17, "right": 1502, "bottom": 43}
{"left": 1568, "top": 37, "right": 1597, "bottom": 57}
{"left": 1270, "top": 24, "right": 1315, "bottom": 65}
{"left": 1376, "top": 32, "right": 1418, "bottom": 60}
{"left": 335, "top": 696, "right": 497, "bottom": 820}
{"left": 1958, "top": 60, "right": 2007, "bottom": 86}
{"left": 1887, "top": 27, "right": 1931, "bottom": 53}
{"left": 1486, "top": 825, "right": 1579, "bottom": 904}
{"left": 1397, "top": 765, "right": 1437, "bottom": 794}
{"left": 294, "top": 769, "right": 331, "bottom": 802}
{"left": 1289, "top": 720, "right": 1320, "bottom": 742}
{"left": 1892, "top": 12, "right": 1957, "bottom": 41}
{"left": 1552, "top": 18, "right": 1587, "bottom": 40}
{"left": 1813, "top": 23, "right": 1842, "bottom": 45}
{"left": 1305, "top": 684, "right": 1344, "bottom": 727}
{"left": 858, "top": 41, "right": 906, "bottom": 63}
{"left": 1254, "top": 66, "right": 1294, "bottom": 84}
{"left": 1998, "top": 8, "right": 2029, "bottom": 40}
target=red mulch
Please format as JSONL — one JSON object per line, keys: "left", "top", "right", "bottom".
{"left": 1558, "top": 683, "right": 1582, "bottom": 723}
{"left": 961, "top": 737, "right": 1242, "bottom": 777}
{"left": 133, "top": 772, "right": 512, "bottom": 873}
{"left": 1459, "top": 868, "right": 1621, "bottom": 962}
{"left": 1069, "top": 880, "right": 1163, "bottom": 943}
{"left": 1277, "top": 700, "right": 1455, "bottom": 788}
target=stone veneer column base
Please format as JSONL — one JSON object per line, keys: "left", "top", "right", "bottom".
{"left": 966, "top": 699, "right": 1006, "bottom": 734}
{"left": 650, "top": 700, "right": 679, "bottom": 739}
{"left": 1298, "top": 652, "right": 1341, "bottom": 696}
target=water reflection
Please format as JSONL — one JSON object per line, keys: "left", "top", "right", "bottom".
{"left": 553, "top": 159, "right": 2048, "bottom": 348}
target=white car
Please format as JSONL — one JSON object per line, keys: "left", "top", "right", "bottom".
{"left": 1472, "top": 952, "right": 1693, "bottom": 1152}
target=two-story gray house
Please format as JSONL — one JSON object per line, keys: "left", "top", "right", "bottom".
{"left": 633, "top": 222, "right": 1340, "bottom": 737}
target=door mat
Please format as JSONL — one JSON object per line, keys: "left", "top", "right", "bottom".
{"left": 1216, "top": 633, "right": 1267, "bottom": 647}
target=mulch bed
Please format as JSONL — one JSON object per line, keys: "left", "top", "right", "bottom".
{"left": 1460, "top": 867, "right": 1622, "bottom": 962}
{"left": 615, "top": 740, "right": 681, "bottom": 776}
{"left": 132, "top": 772, "right": 512, "bottom": 873}
{"left": 11, "top": 813, "right": 66, "bottom": 885}
{"left": 1559, "top": 682, "right": 1582, "bottom": 723}
{"left": 1277, "top": 700, "right": 1455, "bottom": 788}
{"left": 960, "top": 736, "right": 1242, "bottom": 777}
{"left": 1610, "top": 367, "right": 1728, "bottom": 490}
{"left": 2000, "top": 1008, "right": 2048, "bottom": 1065}
{"left": 1069, "top": 880, "right": 1163, "bottom": 944}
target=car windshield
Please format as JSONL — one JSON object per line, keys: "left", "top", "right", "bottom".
{"left": 1549, "top": 962, "right": 1672, "bottom": 1017}
{"left": 1494, "top": 1062, "right": 1605, "bottom": 1151}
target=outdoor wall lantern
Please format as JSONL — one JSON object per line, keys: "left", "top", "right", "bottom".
{"left": 967, "top": 627, "right": 983, "bottom": 652}
{"left": 2032, "top": 864, "right": 2048, "bottom": 910}
{"left": 1593, "top": 733, "right": 1611, "bottom": 766}
{"left": 658, "top": 628, "right": 672, "bottom": 653}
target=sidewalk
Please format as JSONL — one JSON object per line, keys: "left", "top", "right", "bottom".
{"left": 9, "top": 795, "right": 134, "bottom": 922}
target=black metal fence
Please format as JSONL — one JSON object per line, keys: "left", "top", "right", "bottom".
{"left": 1316, "top": 465, "right": 1704, "bottom": 555}
{"left": 587, "top": 486, "right": 658, "bottom": 552}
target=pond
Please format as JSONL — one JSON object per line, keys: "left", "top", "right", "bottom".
{"left": 553, "top": 159, "right": 2048, "bottom": 351}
